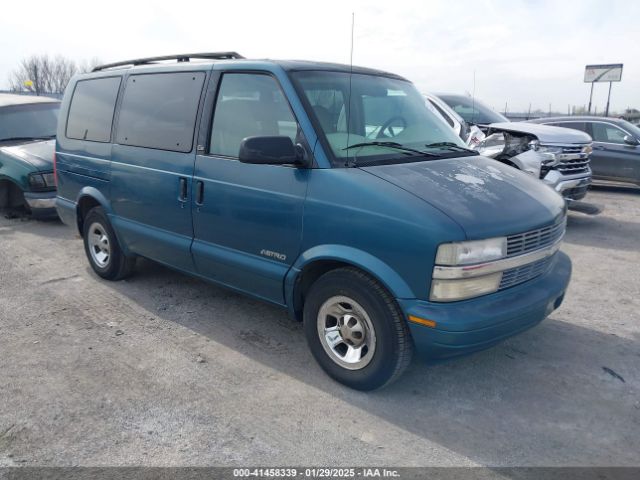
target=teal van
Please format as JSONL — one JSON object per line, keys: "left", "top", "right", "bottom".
{"left": 55, "top": 53, "right": 571, "bottom": 390}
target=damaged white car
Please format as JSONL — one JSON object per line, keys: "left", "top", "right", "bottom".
{"left": 425, "top": 93, "right": 593, "bottom": 203}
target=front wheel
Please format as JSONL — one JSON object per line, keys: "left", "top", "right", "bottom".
{"left": 303, "top": 267, "right": 413, "bottom": 390}
{"left": 83, "top": 206, "right": 135, "bottom": 280}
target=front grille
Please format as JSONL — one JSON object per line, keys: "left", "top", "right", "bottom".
{"left": 560, "top": 146, "right": 583, "bottom": 154}
{"left": 556, "top": 158, "right": 590, "bottom": 175}
{"left": 498, "top": 219, "right": 566, "bottom": 290}
{"left": 506, "top": 219, "right": 566, "bottom": 257}
{"left": 553, "top": 146, "right": 591, "bottom": 175}
{"left": 500, "top": 256, "right": 553, "bottom": 290}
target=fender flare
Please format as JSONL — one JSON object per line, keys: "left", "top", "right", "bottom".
{"left": 72, "top": 187, "right": 134, "bottom": 254}
{"left": 284, "top": 244, "right": 416, "bottom": 319}
{"left": 75, "top": 186, "right": 112, "bottom": 216}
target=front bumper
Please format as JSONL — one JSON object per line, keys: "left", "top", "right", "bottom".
{"left": 23, "top": 190, "right": 58, "bottom": 218}
{"left": 543, "top": 169, "right": 592, "bottom": 201}
{"left": 398, "top": 251, "right": 571, "bottom": 360}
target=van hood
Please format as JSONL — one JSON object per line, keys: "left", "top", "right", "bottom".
{"left": 487, "top": 122, "right": 591, "bottom": 144}
{"left": 0, "top": 139, "right": 55, "bottom": 171}
{"left": 361, "top": 156, "right": 566, "bottom": 240}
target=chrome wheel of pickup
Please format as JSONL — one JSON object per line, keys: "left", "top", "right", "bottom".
{"left": 317, "top": 295, "right": 377, "bottom": 370}
{"left": 87, "top": 222, "right": 111, "bottom": 268}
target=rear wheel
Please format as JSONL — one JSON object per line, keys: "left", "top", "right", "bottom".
{"left": 83, "top": 206, "right": 135, "bottom": 280}
{"left": 303, "top": 267, "right": 413, "bottom": 390}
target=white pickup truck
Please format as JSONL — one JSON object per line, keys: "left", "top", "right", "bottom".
{"left": 425, "top": 93, "right": 593, "bottom": 203}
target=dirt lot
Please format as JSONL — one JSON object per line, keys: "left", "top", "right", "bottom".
{"left": 0, "top": 186, "right": 638, "bottom": 467}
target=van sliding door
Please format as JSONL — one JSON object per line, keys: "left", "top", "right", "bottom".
{"left": 110, "top": 71, "right": 206, "bottom": 272}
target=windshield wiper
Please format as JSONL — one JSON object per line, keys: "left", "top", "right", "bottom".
{"left": 424, "top": 142, "right": 478, "bottom": 154}
{"left": 343, "top": 141, "right": 438, "bottom": 158}
{"left": 0, "top": 135, "right": 56, "bottom": 143}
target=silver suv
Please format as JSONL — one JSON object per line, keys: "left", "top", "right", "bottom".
{"left": 425, "top": 93, "right": 593, "bottom": 202}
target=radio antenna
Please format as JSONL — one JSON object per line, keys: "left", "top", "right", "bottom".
{"left": 346, "top": 12, "right": 355, "bottom": 166}
{"left": 471, "top": 69, "right": 476, "bottom": 124}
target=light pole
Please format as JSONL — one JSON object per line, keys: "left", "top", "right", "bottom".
{"left": 605, "top": 81, "right": 612, "bottom": 117}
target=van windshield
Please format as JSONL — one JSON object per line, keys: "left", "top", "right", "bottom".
{"left": 292, "top": 71, "right": 470, "bottom": 166}
{"left": 437, "top": 94, "right": 509, "bottom": 125}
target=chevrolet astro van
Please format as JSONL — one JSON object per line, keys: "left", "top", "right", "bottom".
{"left": 55, "top": 53, "right": 571, "bottom": 390}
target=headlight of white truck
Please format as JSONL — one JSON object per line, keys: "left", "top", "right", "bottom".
{"left": 537, "top": 145, "right": 563, "bottom": 161}
{"left": 476, "top": 133, "right": 505, "bottom": 158}
{"left": 529, "top": 141, "right": 562, "bottom": 161}
{"left": 431, "top": 237, "right": 507, "bottom": 301}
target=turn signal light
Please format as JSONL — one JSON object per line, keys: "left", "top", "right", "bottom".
{"left": 408, "top": 315, "right": 437, "bottom": 328}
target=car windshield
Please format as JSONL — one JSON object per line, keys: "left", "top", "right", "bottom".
{"left": 618, "top": 119, "right": 640, "bottom": 139}
{"left": 0, "top": 102, "right": 60, "bottom": 142}
{"left": 438, "top": 94, "right": 508, "bottom": 125}
{"left": 292, "top": 71, "right": 469, "bottom": 166}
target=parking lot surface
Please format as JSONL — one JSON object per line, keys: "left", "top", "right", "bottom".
{"left": 0, "top": 186, "right": 638, "bottom": 467}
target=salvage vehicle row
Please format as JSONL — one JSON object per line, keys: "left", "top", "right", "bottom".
{"left": 425, "top": 93, "right": 594, "bottom": 202}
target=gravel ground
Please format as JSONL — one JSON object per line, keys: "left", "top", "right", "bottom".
{"left": 0, "top": 186, "right": 638, "bottom": 467}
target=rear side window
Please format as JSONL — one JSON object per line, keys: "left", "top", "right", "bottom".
{"left": 66, "top": 77, "right": 121, "bottom": 142}
{"left": 116, "top": 72, "right": 205, "bottom": 153}
{"left": 591, "top": 123, "right": 627, "bottom": 144}
{"left": 549, "top": 121, "right": 587, "bottom": 133}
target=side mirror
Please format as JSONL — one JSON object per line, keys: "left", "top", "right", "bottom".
{"left": 623, "top": 134, "right": 639, "bottom": 146}
{"left": 238, "top": 136, "right": 307, "bottom": 166}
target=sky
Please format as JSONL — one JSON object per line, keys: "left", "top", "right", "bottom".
{"left": 2, "top": 0, "right": 638, "bottom": 113}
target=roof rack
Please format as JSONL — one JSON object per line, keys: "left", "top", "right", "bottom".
{"left": 92, "top": 52, "right": 245, "bottom": 72}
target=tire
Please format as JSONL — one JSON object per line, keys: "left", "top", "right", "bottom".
{"left": 303, "top": 267, "right": 413, "bottom": 390}
{"left": 82, "top": 206, "right": 135, "bottom": 280}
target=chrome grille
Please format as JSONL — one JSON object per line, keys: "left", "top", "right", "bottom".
{"left": 554, "top": 146, "right": 590, "bottom": 175}
{"left": 560, "top": 146, "right": 583, "bottom": 154}
{"left": 500, "top": 257, "right": 553, "bottom": 290}
{"left": 506, "top": 219, "right": 566, "bottom": 257}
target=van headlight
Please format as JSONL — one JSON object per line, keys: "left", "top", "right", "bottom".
{"left": 435, "top": 237, "right": 506, "bottom": 266}
{"left": 430, "top": 237, "right": 507, "bottom": 302}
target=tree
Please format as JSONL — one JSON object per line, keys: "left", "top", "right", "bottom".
{"left": 8, "top": 54, "right": 101, "bottom": 95}
{"left": 77, "top": 57, "right": 102, "bottom": 74}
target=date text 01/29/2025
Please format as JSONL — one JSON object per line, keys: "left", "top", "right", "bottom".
{"left": 232, "top": 468, "right": 400, "bottom": 478}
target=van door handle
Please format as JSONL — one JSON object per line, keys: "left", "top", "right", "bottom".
{"left": 195, "top": 180, "right": 204, "bottom": 205}
{"left": 179, "top": 177, "right": 188, "bottom": 202}
{"left": 594, "top": 145, "right": 605, "bottom": 150}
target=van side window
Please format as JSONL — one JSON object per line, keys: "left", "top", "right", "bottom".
{"left": 116, "top": 72, "right": 205, "bottom": 153}
{"left": 209, "top": 74, "right": 298, "bottom": 157}
{"left": 66, "top": 77, "right": 121, "bottom": 142}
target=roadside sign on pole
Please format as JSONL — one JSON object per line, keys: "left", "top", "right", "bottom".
{"left": 584, "top": 64, "right": 623, "bottom": 83}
